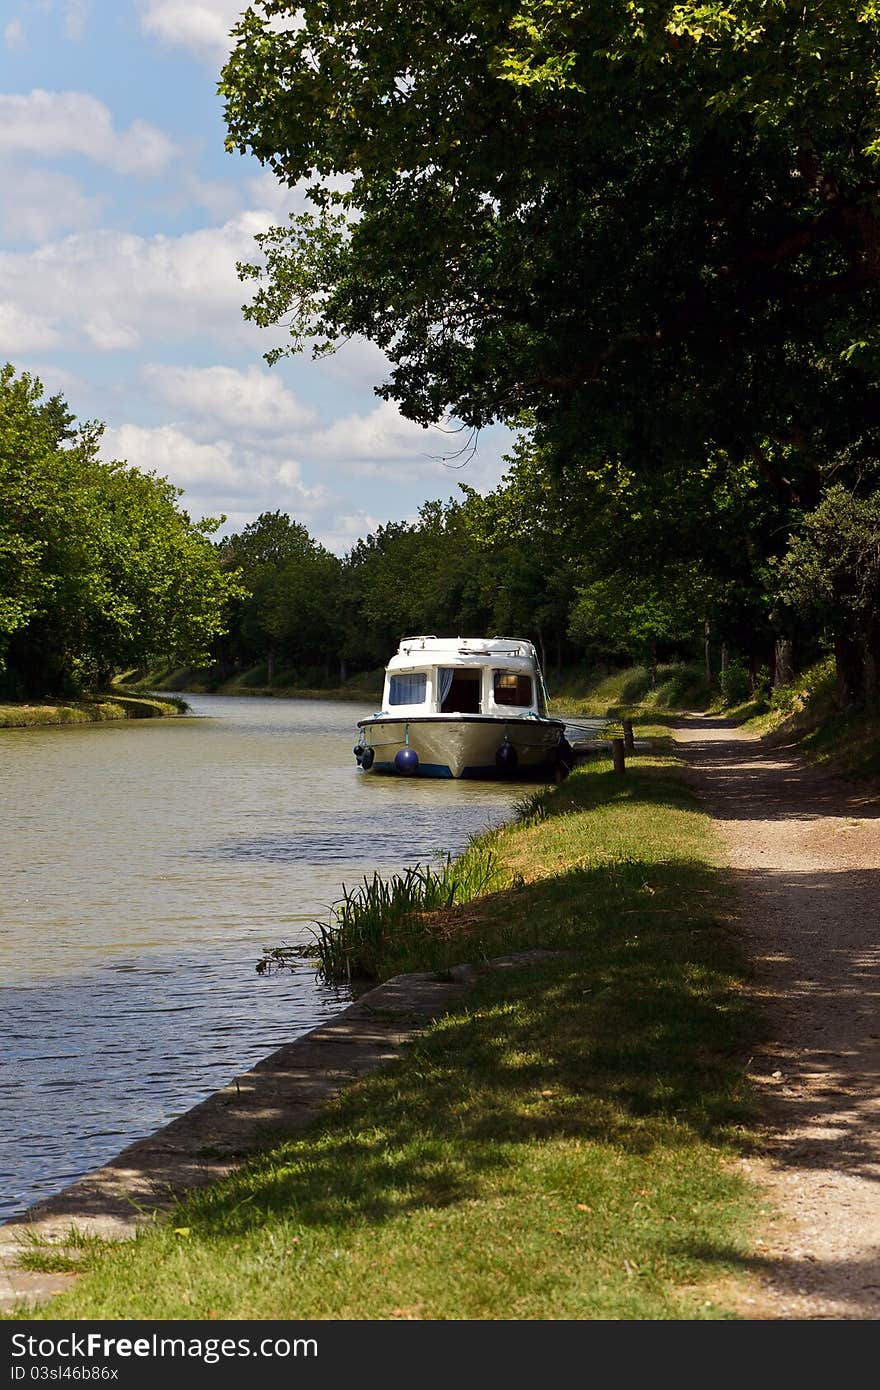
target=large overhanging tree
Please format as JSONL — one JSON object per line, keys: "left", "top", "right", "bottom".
{"left": 223, "top": 2, "right": 880, "bottom": 447}
{"left": 222, "top": 2, "right": 880, "bottom": 693}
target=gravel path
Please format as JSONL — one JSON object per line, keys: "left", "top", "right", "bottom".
{"left": 676, "top": 716, "right": 880, "bottom": 1319}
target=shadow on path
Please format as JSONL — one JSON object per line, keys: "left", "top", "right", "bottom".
{"left": 676, "top": 717, "right": 880, "bottom": 823}
{"left": 675, "top": 714, "right": 880, "bottom": 1318}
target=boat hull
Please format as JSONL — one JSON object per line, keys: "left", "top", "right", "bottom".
{"left": 355, "top": 714, "right": 567, "bottom": 779}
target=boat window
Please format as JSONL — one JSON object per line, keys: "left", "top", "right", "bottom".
{"left": 493, "top": 671, "right": 533, "bottom": 707}
{"left": 439, "top": 668, "right": 482, "bottom": 714}
{"left": 388, "top": 672, "right": 427, "bottom": 705}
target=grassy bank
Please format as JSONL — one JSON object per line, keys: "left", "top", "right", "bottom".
{"left": 9, "top": 736, "right": 766, "bottom": 1320}
{"left": 549, "top": 663, "right": 712, "bottom": 718}
{"left": 0, "top": 692, "right": 187, "bottom": 729}
{"left": 553, "top": 657, "right": 880, "bottom": 780}
{"left": 731, "top": 658, "right": 880, "bottom": 778}
{"left": 126, "top": 661, "right": 384, "bottom": 703}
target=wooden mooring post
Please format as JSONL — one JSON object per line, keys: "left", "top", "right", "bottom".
{"left": 622, "top": 718, "right": 635, "bottom": 753}
{"left": 612, "top": 737, "right": 626, "bottom": 774}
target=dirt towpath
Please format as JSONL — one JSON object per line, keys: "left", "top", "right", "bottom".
{"left": 676, "top": 716, "right": 880, "bottom": 1319}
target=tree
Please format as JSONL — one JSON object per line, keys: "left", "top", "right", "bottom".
{"left": 222, "top": 3, "right": 880, "bottom": 454}
{"left": 218, "top": 511, "right": 344, "bottom": 678}
{"left": 568, "top": 572, "right": 704, "bottom": 685}
{"left": 341, "top": 500, "right": 492, "bottom": 668}
{"left": 0, "top": 366, "right": 57, "bottom": 655}
{"left": 0, "top": 365, "right": 238, "bottom": 696}
{"left": 775, "top": 486, "right": 880, "bottom": 706}
{"left": 459, "top": 456, "right": 578, "bottom": 672}
{"left": 220, "top": 3, "right": 880, "bottom": 697}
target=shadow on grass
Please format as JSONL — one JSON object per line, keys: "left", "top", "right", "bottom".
{"left": 186, "top": 853, "right": 762, "bottom": 1239}
{"left": 515, "top": 758, "right": 702, "bottom": 824}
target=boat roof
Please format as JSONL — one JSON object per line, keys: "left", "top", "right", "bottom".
{"left": 388, "top": 636, "right": 541, "bottom": 672}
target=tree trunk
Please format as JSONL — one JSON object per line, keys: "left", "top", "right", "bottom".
{"left": 862, "top": 623, "right": 880, "bottom": 708}
{"left": 834, "top": 633, "right": 863, "bottom": 707}
{"left": 720, "top": 642, "right": 729, "bottom": 674}
{"left": 773, "top": 638, "right": 794, "bottom": 689}
{"left": 704, "top": 619, "right": 712, "bottom": 687}
{"left": 339, "top": 656, "right": 348, "bottom": 683}
{"left": 649, "top": 639, "right": 658, "bottom": 689}
{"left": 266, "top": 648, "right": 276, "bottom": 682}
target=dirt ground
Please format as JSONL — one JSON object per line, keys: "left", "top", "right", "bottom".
{"left": 676, "top": 716, "right": 880, "bottom": 1319}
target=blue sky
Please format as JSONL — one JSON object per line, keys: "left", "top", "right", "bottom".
{"left": 0, "top": 0, "right": 514, "bottom": 550}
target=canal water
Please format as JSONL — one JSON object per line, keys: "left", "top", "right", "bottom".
{"left": 0, "top": 695, "right": 525, "bottom": 1220}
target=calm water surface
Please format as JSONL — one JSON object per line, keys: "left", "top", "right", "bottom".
{"left": 0, "top": 695, "right": 524, "bottom": 1219}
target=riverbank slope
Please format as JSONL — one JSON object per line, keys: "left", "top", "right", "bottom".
{"left": 126, "top": 661, "right": 383, "bottom": 703}
{"left": 0, "top": 693, "right": 188, "bottom": 729}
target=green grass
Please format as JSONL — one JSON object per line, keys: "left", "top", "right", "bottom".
{"left": 0, "top": 692, "right": 187, "bottom": 728}
{"left": 739, "top": 657, "right": 880, "bottom": 777}
{"left": 6, "top": 736, "right": 766, "bottom": 1320}
{"left": 260, "top": 849, "right": 507, "bottom": 983}
{"left": 549, "top": 663, "right": 712, "bottom": 718}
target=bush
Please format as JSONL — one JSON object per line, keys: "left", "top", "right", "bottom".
{"left": 768, "top": 657, "right": 836, "bottom": 719}
{"left": 720, "top": 659, "right": 750, "bottom": 706}
{"left": 652, "top": 664, "right": 712, "bottom": 710}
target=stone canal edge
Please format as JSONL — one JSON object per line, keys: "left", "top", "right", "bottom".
{"left": 0, "top": 951, "right": 561, "bottom": 1311}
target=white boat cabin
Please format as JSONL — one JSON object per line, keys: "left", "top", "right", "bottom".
{"left": 380, "top": 636, "right": 549, "bottom": 718}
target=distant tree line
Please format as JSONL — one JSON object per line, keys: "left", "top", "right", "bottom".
{"left": 210, "top": 452, "right": 869, "bottom": 701}
{"left": 3, "top": 356, "right": 878, "bottom": 705}
{"left": 212, "top": 492, "right": 577, "bottom": 687}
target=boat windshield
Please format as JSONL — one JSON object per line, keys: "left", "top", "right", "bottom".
{"left": 493, "top": 671, "right": 534, "bottom": 707}
{"left": 388, "top": 672, "right": 428, "bottom": 705}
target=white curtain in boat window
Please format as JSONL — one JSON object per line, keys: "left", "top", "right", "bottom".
{"left": 438, "top": 668, "right": 455, "bottom": 705}
{"left": 388, "top": 672, "right": 427, "bottom": 705}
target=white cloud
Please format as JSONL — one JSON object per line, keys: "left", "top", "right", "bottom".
{"left": 320, "top": 511, "right": 385, "bottom": 555}
{"left": 309, "top": 400, "right": 444, "bottom": 469}
{"left": 178, "top": 173, "right": 243, "bottom": 221}
{"left": 4, "top": 19, "right": 24, "bottom": 48}
{"left": 245, "top": 171, "right": 300, "bottom": 218}
{"left": 305, "top": 400, "right": 513, "bottom": 489}
{"left": 0, "top": 212, "right": 271, "bottom": 353}
{"left": 63, "top": 0, "right": 88, "bottom": 40}
{"left": 0, "top": 302, "right": 61, "bottom": 353}
{"left": 29, "top": 2, "right": 89, "bottom": 41}
{"left": 0, "top": 90, "right": 175, "bottom": 176}
{"left": 15, "top": 360, "right": 90, "bottom": 402}
{"left": 103, "top": 423, "right": 241, "bottom": 487}
{"left": 100, "top": 422, "right": 333, "bottom": 529}
{"left": 82, "top": 311, "right": 141, "bottom": 353}
{"left": 138, "top": 0, "right": 249, "bottom": 65}
{"left": 139, "top": 1, "right": 301, "bottom": 65}
{"left": 0, "top": 165, "right": 103, "bottom": 242}
{"left": 245, "top": 169, "right": 353, "bottom": 219}
{"left": 316, "top": 336, "right": 394, "bottom": 393}
{"left": 143, "top": 363, "right": 318, "bottom": 437}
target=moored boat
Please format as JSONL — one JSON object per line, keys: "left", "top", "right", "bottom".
{"left": 354, "top": 636, "right": 572, "bottom": 779}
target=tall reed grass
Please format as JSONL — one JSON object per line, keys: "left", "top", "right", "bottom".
{"left": 258, "top": 842, "right": 505, "bottom": 984}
